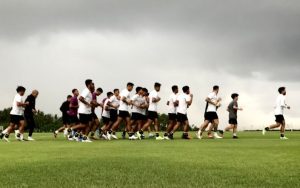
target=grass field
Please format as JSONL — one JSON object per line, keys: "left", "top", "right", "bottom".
{"left": 0, "top": 132, "right": 299, "bottom": 188}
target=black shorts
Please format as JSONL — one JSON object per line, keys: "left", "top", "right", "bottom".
{"left": 131, "top": 113, "right": 143, "bottom": 121}
{"left": 69, "top": 115, "right": 80, "bottom": 125}
{"left": 275, "top": 115, "right": 285, "bottom": 124}
{"left": 79, "top": 114, "right": 92, "bottom": 125}
{"left": 141, "top": 114, "right": 147, "bottom": 121}
{"left": 148, "top": 111, "right": 158, "bottom": 121}
{"left": 229, "top": 118, "right": 238, "bottom": 125}
{"left": 91, "top": 113, "right": 98, "bottom": 120}
{"left": 110, "top": 109, "right": 118, "bottom": 122}
{"left": 62, "top": 115, "right": 69, "bottom": 125}
{"left": 177, "top": 113, "right": 188, "bottom": 123}
{"left": 119, "top": 110, "right": 130, "bottom": 118}
{"left": 205, "top": 112, "right": 219, "bottom": 122}
{"left": 10, "top": 115, "right": 24, "bottom": 125}
{"left": 102, "top": 116, "right": 110, "bottom": 124}
{"left": 168, "top": 113, "right": 177, "bottom": 121}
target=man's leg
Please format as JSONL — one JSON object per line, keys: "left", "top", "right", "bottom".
{"left": 197, "top": 120, "right": 210, "bottom": 139}
{"left": 212, "top": 119, "right": 222, "bottom": 139}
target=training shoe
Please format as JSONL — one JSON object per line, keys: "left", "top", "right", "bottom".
{"left": 107, "top": 133, "right": 112, "bottom": 141}
{"left": 233, "top": 136, "right": 239, "bottom": 139}
{"left": 196, "top": 131, "right": 202, "bottom": 139}
{"left": 155, "top": 136, "right": 164, "bottom": 140}
{"left": 214, "top": 133, "right": 223, "bottom": 139}
{"left": 136, "top": 132, "right": 142, "bottom": 140}
{"left": 111, "top": 134, "right": 118, "bottom": 140}
{"left": 164, "top": 136, "right": 170, "bottom": 140}
{"left": 82, "top": 139, "right": 93, "bottom": 143}
{"left": 28, "top": 137, "right": 35, "bottom": 141}
{"left": 129, "top": 135, "right": 138, "bottom": 140}
{"left": 54, "top": 131, "right": 58, "bottom": 138}
{"left": 68, "top": 136, "right": 74, "bottom": 141}
{"left": 280, "top": 136, "right": 288, "bottom": 140}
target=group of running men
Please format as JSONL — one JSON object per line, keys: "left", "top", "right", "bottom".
{"left": 0, "top": 79, "right": 291, "bottom": 142}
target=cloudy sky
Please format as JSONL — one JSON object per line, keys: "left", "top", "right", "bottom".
{"left": 0, "top": 0, "right": 299, "bottom": 130}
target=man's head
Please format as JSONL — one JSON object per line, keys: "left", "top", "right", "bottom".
{"left": 107, "top": 92, "right": 114, "bottom": 98}
{"left": 142, "top": 88, "right": 148, "bottom": 97}
{"left": 32, "top": 90, "right": 39, "bottom": 98}
{"left": 182, "top": 86, "right": 190, "bottom": 94}
{"left": 172, "top": 85, "right": 179, "bottom": 94}
{"left": 127, "top": 82, "right": 134, "bottom": 92}
{"left": 154, "top": 82, "right": 161, "bottom": 92}
{"left": 213, "top": 85, "right": 219, "bottom": 94}
{"left": 231, "top": 93, "right": 239, "bottom": 101}
{"left": 113, "top": 89, "right": 120, "bottom": 96}
{"left": 85, "top": 79, "right": 94, "bottom": 91}
{"left": 95, "top": 88, "right": 103, "bottom": 96}
{"left": 67, "top": 95, "right": 72, "bottom": 102}
{"left": 278, "top": 87, "right": 286, "bottom": 95}
{"left": 16, "top": 86, "right": 26, "bottom": 96}
{"left": 72, "top": 89, "right": 79, "bottom": 97}
{"left": 136, "top": 87, "right": 143, "bottom": 95}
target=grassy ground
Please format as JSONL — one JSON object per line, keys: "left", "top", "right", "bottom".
{"left": 0, "top": 131, "right": 299, "bottom": 188}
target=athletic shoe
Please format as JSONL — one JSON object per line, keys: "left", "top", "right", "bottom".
{"left": 3, "top": 137, "right": 10, "bottom": 142}
{"left": 111, "top": 134, "right": 118, "bottom": 140}
{"left": 208, "top": 134, "right": 214, "bottom": 139}
{"left": 28, "top": 137, "right": 35, "bottom": 141}
{"left": 168, "top": 134, "right": 174, "bottom": 140}
{"left": 136, "top": 132, "right": 142, "bottom": 140}
{"left": 129, "top": 135, "right": 138, "bottom": 140}
{"left": 164, "top": 136, "right": 170, "bottom": 140}
{"left": 68, "top": 136, "right": 74, "bottom": 141}
{"left": 82, "top": 139, "right": 93, "bottom": 143}
{"left": 214, "top": 133, "right": 223, "bottom": 139}
{"left": 280, "top": 137, "right": 288, "bottom": 140}
{"left": 101, "top": 134, "right": 108, "bottom": 140}
{"left": 155, "top": 136, "right": 164, "bottom": 141}
{"left": 233, "top": 136, "right": 239, "bottom": 139}
{"left": 107, "top": 133, "right": 112, "bottom": 141}
{"left": 196, "top": 131, "right": 202, "bottom": 139}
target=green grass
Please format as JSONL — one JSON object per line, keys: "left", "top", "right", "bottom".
{"left": 0, "top": 132, "right": 299, "bottom": 188}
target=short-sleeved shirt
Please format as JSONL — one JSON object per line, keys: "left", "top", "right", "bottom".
{"left": 132, "top": 94, "right": 146, "bottom": 114}
{"left": 140, "top": 97, "right": 148, "bottom": 115}
{"left": 10, "top": 94, "right": 25, "bottom": 116}
{"left": 119, "top": 89, "right": 131, "bottom": 112}
{"left": 168, "top": 93, "right": 178, "bottom": 114}
{"left": 274, "top": 94, "right": 286, "bottom": 115}
{"left": 228, "top": 101, "right": 238, "bottom": 119}
{"left": 109, "top": 95, "right": 120, "bottom": 110}
{"left": 68, "top": 96, "right": 79, "bottom": 117}
{"left": 78, "top": 88, "right": 93, "bottom": 114}
{"left": 207, "top": 92, "right": 218, "bottom": 112}
{"left": 176, "top": 93, "right": 191, "bottom": 115}
{"left": 148, "top": 90, "right": 159, "bottom": 112}
{"left": 102, "top": 98, "right": 111, "bottom": 118}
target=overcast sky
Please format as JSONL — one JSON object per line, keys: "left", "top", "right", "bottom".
{"left": 0, "top": 0, "right": 299, "bottom": 130}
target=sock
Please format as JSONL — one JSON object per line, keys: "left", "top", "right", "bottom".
{"left": 128, "top": 132, "right": 133, "bottom": 137}
{"left": 164, "top": 133, "right": 168, "bottom": 137}
{"left": 122, "top": 131, "right": 126, "bottom": 136}
{"left": 233, "top": 133, "right": 237, "bottom": 137}
{"left": 265, "top": 127, "right": 270, "bottom": 131}
{"left": 280, "top": 134, "right": 284, "bottom": 138}
{"left": 5, "top": 134, "right": 9, "bottom": 138}
{"left": 108, "top": 130, "right": 112, "bottom": 134}
{"left": 139, "top": 130, "right": 144, "bottom": 135}
{"left": 156, "top": 133, "right": 159, "bottom": 137}
{"left": 90, "top": 132, "right": 95, "bottom": 137}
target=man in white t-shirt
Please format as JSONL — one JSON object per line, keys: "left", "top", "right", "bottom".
{"left": 169, "top": 86, "right": 193, "bottom": 140}
{"left": 0, "top": 86, "right": 29, "bottom": 142}
{"left": 71, "top": 79, "right": 94, "bottom": 142}
{"left": 137, "top": 82, "right": 163, "bottom": 140}
{"left": 101, "top": 92, "right": 116, "bottom": 140}
{"left": 109, "top": 82, "right": 134, "bottom": 139}
{"left": 263, "top": 87, "right": 290, "bottom": 140}
{"left": 197, "top": 85, "right": 223, "bottom": 139}
{"left": 163, "top": 85, "right": 179, "bottom": 140}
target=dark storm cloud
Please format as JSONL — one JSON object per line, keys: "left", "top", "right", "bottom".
{"left": 0, "top": 0, "right": 299, "bottom": 81}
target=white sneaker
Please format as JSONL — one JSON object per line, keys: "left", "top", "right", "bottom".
{"left": 262, "top": 128, "right": 266, "bottom": 135}
{"left": 107, "top": 133, "right": 112, "bottom": 140}
{"left": 214, "top": 133, "right": 223, "bottom": 139}
{"left": 156, "top": 136, "right": 164, "bottom": 140}
{"left": 136, "top": 132, "right": 142, "bottom": 140}
{"left": 28, "top": 137, "right": 35, "bottom": 141}
{"left": 15, "top": 130, "right": 20, "bottom": 139}
{"left": 129, "top": 135, "right": 138, "bottom": 140}
{"left": 82, "top": 139, "right": 93, "bottom": 143}
{"left": 280, "top": 137, "right": 288, "bottom": 140}
{"left": 3, "top": 137, "right": 10, "bottom": 142}
{"left": 164, "top": 136, "right": 170, "bottom": 140}
{"left": 101, "top": 134, "right": 108, "bottom": 140}
{"left": 196, "top": 131, "right": 202, "bottom": 139}
{"left": 111, "top": 134, "right": 118, "bottom": 140}
{"left": 68, "top": 136, "right": 74, "bottom": 141}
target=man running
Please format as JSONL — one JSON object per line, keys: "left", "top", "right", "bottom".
{"left": 90, "top": 87, "right": 103, "bottom": 140}
{"left": 164, "top": 85, "right": 179, "bottom": 140}
{"left": 54, "top": 95, "right": 72, "bottom": 138}
{"left": 109, "top": 82, "right": 134, "bottom": 140}
{"left": 222, "top": 93, "right": 243, "bottom": 139}
{"left": 170, "top": 86, "right": 193, "bottom": 140}
{"left": 0, "top": 86, "right": 29, "bottom": 142}
{"left": 263, "top": 87, "right": 290, "bottom": 140}
{"left": 197, "top": 85, "right": 223, "bottom": 139}
{"left": 66, "top": 89, "right": 80, "bottom": 140}
{"left": 24, "top": 90, "right": 39, "bottom": 141}
{"left": 137, "top": 82, "right": 163, "bottom": 140}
